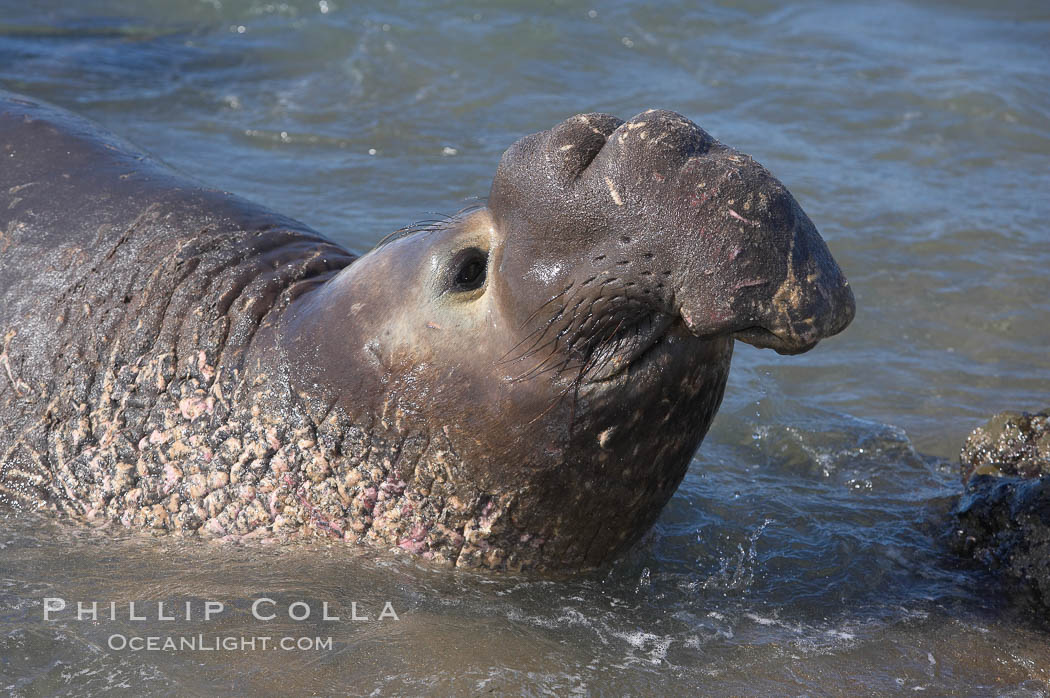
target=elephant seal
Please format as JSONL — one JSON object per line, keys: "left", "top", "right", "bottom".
{"left": 0, "top": 92, "right": 854, "bottom": 572}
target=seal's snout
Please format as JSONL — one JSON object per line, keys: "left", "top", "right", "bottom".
{"left": 698, "top": 218, "right": 857, "bottom": 356}
{"left": 590, "top": 110, "right": 855, "bottom": 355}
{"left": 489, "top": 109, "right": 854, "bottom": 358}
{"left": 668, "top": 160, "right": 856, "bottom": 355}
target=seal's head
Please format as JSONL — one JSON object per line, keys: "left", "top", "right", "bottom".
{"left": 284, "top": 111, "right": 854, "bottom": 571}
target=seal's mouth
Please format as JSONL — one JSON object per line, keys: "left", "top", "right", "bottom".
{"left": 582, "top": 312, "right": 677, "bottom": 383}
{"left": 731, "top": 326, "right": 819, "bottom": 355}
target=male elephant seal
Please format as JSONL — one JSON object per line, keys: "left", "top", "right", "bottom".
{"left": 0, "top": 92, "right": 854, "bottom": 572}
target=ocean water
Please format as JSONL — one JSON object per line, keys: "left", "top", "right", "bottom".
{"left": 2, "top": 0, "right": 1049, "bottom": 694}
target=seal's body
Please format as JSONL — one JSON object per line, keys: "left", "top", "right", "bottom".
{"left": 0, "top": 93, "right": 854, "bottom": 572}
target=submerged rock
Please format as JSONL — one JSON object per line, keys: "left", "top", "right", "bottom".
{"left": 952, "top": 410, "right": 1050, "bottom": 604}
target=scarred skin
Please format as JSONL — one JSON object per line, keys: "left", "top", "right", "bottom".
{"left": 0, "top": 92, "right": 854, "bottom": 572}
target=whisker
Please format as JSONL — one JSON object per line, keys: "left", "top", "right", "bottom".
{"left": 370, "top": 202, "right": 487, "bottom": 252}
{"left": 518, "top": 282, "right": 575, "bottom": 330}
{"left": 499, "top": 302, "right": 568, "bottom": 364}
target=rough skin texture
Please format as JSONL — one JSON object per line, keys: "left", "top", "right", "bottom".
{"left": 952, "top": 410, "right": 1050, "bottom": 604}
{"left": 0, "top": 95, "right": 541, "bottom": 569}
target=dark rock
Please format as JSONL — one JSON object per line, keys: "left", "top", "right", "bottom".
{"left": 952, "top": 410, "right": 1050, "bottom": 604}
{"left": 959, "top": 410, "right": 1050, "bottom": 481}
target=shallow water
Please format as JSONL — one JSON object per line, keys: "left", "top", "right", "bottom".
{"left": 2, "top": 0, "right": 1049, "bottom": 694}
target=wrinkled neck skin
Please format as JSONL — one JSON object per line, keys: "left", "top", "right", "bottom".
{"left": 249, "top": 208, "right": 734, "bottom": 572}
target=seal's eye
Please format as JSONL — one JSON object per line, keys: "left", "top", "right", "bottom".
{"left": 449, "top": 248, "right": 487, "bottom": 293}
